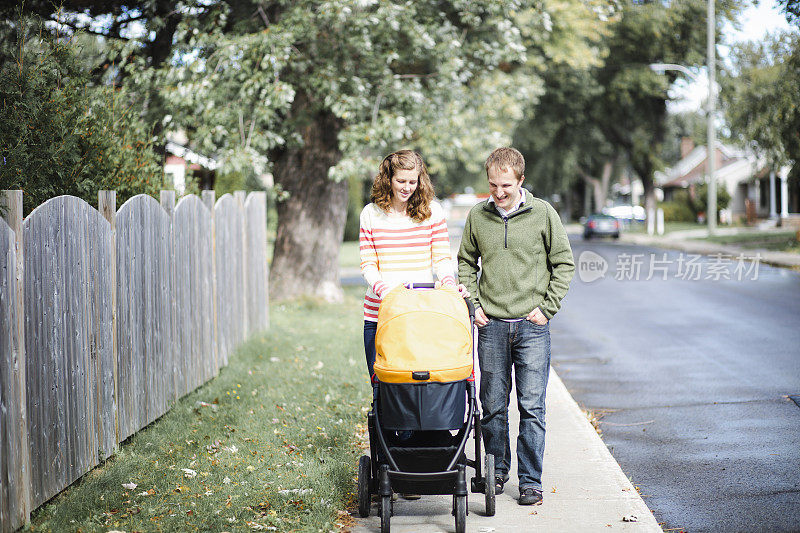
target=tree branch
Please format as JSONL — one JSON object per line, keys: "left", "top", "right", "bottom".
{"left": 257, "top": 5, "right": 270, "bottom": 28}
{"left": 393, "top": 73, "right": 439, "bottom": 79}
{"left": 578, "top": 167, "right": 598, "bottom": 186}
{"left": 245, "top": 117, "right": 256, "bottom": 150}
{"left": 48, "top": 15, "right": 131, "bottom": 40}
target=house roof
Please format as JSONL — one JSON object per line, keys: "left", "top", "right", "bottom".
{"left": 165, "top": 140, "right": 219, "bottom": 171}
{"left": 656, "top": 143, "right": 756, "bottom": 189}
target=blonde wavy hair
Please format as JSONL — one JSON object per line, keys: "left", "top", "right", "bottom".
{"left": 371, "top": 150, "right": 434, "bottom": 223}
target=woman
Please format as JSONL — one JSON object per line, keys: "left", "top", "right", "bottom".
{"left": 359, "top": 149, "right": 465, "bottom": 380}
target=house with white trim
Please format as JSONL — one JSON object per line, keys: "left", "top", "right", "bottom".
{"left": 164, "top": 140, "right": 219, "bottom": 194}
{"left": 656, "top": 138, "right": 798, "bottom": 224}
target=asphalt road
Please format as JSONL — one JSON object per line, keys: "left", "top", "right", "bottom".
{"left": 552, "top": 237, "right": 800, "bottom": 533}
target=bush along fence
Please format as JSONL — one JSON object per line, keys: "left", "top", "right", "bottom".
{"left": 0, "top": 189, "right": 270, "bottom": 532}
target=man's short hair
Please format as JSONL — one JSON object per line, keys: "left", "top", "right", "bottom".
{"left": 485, "top": 147, "right": 525, "bottom": 180}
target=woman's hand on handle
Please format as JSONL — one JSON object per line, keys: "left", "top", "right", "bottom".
{"left": 434, "top": 279, "right": 470, "bottom": 298}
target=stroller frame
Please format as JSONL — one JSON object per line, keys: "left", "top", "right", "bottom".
{"left": 357, "top": 284, "right": 495, "bottom": 533}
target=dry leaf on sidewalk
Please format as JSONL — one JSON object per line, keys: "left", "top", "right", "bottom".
{"left": 622, "top": 514, "right": 639, "bottom": 522}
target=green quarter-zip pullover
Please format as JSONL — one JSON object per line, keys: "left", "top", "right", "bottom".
{"left": 457, "top": 190, "right": 575, "bottom": 320}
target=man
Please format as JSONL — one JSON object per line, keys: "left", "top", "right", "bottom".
{"left": 457, "top": 147, "right": 574, "bottom": 505}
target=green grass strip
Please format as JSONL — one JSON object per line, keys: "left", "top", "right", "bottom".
{"left": 338, "top": 241, "right": 361, "bottom": 269}
{"left": 27, "top": 287, "right": 370, "bottom": 532}
{"left": 704, "top": 230, "right": 800, "bottom": 251}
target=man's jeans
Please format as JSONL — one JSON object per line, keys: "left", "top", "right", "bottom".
{"left": 477, "top": 318, "right": 551, "bottom": 490}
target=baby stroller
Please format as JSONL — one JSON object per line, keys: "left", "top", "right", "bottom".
{"left": 357, "top": 283, "right": 496, "bottom": 533}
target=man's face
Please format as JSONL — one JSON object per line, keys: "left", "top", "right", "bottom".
{"left": 487, "top": 166, "right": 524, "bottom": 211}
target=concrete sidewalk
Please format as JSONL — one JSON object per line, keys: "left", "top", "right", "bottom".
{"left": 347, "top": 369, "right": 661, "bottom": 533}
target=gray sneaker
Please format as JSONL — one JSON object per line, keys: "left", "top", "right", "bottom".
{"left": 518, "top": 487, "right": 543, "bottom": 505}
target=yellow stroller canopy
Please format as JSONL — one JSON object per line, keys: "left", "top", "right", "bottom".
{"left": 374, "top": 286, "right": 472, "bottom": 384}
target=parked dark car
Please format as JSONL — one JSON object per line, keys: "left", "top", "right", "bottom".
{"left": 583, "top": 214, "right": 620, "bottom": 239}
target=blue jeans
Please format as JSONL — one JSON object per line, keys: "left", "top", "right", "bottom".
{"left": 477, "top": 318, "right": 551, "bottom": 490}
{"left": 364, "top": 320, "right": 377, "bottom": 379}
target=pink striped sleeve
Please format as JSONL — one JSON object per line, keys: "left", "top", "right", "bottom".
{"left": 359, "top": 208, "right": 382, "bottom": 289}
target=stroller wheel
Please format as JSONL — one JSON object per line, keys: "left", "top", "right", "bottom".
{"left": 357, "top": 455, "right": 371, "bottom": 517}
{"left": 380, "top": 494, "right": 391, "bottom": 533}
{"left": 485, "top": 453, "right": 496, "bottom": 516}
{"left": 454, "top": 494, "right": 467, "bottom": 533}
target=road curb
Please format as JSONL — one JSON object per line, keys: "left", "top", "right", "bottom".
{"left": 618, "top": 233, "right": 800, "bottom": 270}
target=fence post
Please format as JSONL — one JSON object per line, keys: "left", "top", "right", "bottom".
{"left": 201, "top": 191, "right": 219, "bottom": 374}
{"left": 233, "top": 191, "right": 248, "bottom": 337}
{"left": 160, "top": 191, "right": 178, "bottom": 403}
{"left": 97, "top": 191, "right": 119, "bottom": 450}
{"left": 1, "top": 190, "right": 31, "bottom": 528}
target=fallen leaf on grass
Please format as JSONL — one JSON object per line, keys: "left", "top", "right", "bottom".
{"left": 137, "top": 489, "right": 155, "bottom": 496}
{"left": 182, "top": 468, "right": 197, "bottom": 478}
{"left": 223, "top": 476, "right": 232, "bottom": 484}
{"left": 122, "top": 482, "right": 137, "bottom": 490}
{"left": 277, "top": 488, "right": 312, "bottom": 495}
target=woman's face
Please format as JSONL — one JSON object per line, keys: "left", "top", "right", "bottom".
{"left": 390, "top": 168, "right": 419, "bottom": 205}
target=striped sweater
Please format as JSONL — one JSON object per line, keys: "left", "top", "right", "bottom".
{"left": 359, "top": 201, "right": 455, "bottom": 321}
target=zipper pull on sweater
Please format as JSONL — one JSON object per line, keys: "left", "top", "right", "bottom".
{"left": 503, "top": 216, "right": 508, "bottom": 248}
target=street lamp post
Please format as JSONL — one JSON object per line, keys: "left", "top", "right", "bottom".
{"left": 650, "top": 1, "right": 718, "bottom": 235}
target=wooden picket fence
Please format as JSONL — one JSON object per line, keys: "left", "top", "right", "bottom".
{"left": 0, "top": 189, "right": 270, "bottom": 531}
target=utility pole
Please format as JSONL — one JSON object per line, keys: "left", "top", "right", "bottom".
{"left": 651, "top": 0, "right": 718, "bottom": 235}
{"left": 707, "top": 0, "right": 717, "bottom": 234}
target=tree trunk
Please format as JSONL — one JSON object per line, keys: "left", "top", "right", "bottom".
{"left": 269, "top": 94, "right": 346, "bottom": 302}
{"left": 562, "top": 186, "right": 573, "bottom": 223}
{"left": 633, "top": 161, "right": 657, "bottom": 216}
{"left": 596, "top": 160, "right": 613, "bottom": 210}
{"left": 580, "top": 160, "right": 613, "bottom": 213}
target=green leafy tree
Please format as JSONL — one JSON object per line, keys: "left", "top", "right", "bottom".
{"left": 8, "top": 1, "right": 611, "bottom": 300}
{"left": 158, "top": 2, "right": 539, "bottom": 301}
{"left": 776, "top": 0, "right": 800, "bottom": 25}
{"left": 0, "top": 22, "right": 163, "bottom": 214}
{"left": 690, "top": 181, "right": 731, "bottom": 221}
{"left": 513, "top": 0, "right": 744, "bottom": 218}
{"left": 720, "top": 32, "right": 800, "bottom": 166}
{"left": 513, "top": 64, "right": 621, "bottom": 213}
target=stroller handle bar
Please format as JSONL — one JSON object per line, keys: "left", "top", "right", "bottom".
{"left": 404, "top": 282, "right": 475, "bottom": 321}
